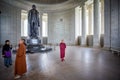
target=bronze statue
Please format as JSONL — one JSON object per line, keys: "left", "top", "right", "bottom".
{"left": 28, "top": 5, "right": 40, "bottom": 38}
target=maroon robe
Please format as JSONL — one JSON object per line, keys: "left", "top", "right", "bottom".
{"left": 60, "top": 42, "right": 66, "bottom": 59}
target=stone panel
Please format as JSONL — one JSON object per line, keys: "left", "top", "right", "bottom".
{"left": 0, "top": 2, "right": 21, "bottom": 46}
{"left": 48, "top": 9, "right": 75, "bottom": 45}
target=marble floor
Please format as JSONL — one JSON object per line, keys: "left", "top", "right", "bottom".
{"left": 0, "top": 46, "right": 120, "bottom": 80}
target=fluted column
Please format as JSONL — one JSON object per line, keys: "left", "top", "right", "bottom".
{"left": 81, "top": 5, "right": 87, "bottom": 46}
{"left": 88, "top": 5, "right": 93, "bottom": 35}
{"left": 101, "top": 0, "right": 104, "bottom": 34}
{"left": 39, "top": 13, "right": 43, "bottom": 43}
{"left": 93, "top": 0, "right": 100, "bottom": 47}
{"left": 0, "top": 12, "right": 1, "bottom": 45}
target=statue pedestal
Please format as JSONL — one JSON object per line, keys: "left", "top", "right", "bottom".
{"left": 27, "top": 38, "right": 52, "bottom": 53}
{"left": 27, "top": 38, "right": 41, "bottom": 45}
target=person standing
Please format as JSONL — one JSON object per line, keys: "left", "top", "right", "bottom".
{"left": 2, "top": 40, "right": 12, "bottom": 67}
{"left": 60, "top": 40, "right": 66, "bottom": 62}
{"left": 14, "top": 39, "right": 27, "bottom": 79}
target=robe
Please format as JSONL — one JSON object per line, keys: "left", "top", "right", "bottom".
{"left": 60, "top": 42, "right": 66, "bottom": 59}
{"left": 14, "top": 43, "right": 27, "bottom": 75}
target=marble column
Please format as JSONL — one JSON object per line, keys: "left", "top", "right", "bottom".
{"left": 21, "top": 18, "right": 24, "bottom": 36}
{"left": 39, "top": 13, "right": 43, "bottom": 43}
{"left": 93, "top": 0, "right": 100, "bottom": 47}
{"left": 87, "top": 4, "right": 93, "bottom": 46}
{"left": 88, "top": 5, "right": 93, "bottom": 35}
{"left": 104, "top": 0, "right": 111, "bottom": 49}
{"left": 100, "top": 0, "right": 104, "bottom": 34}
{"left": 0, "top": 12, "right": 1, "bottom": 45}
{"left": 110, "top": 0, "right": 119, "bottom": 48}
{"left": 119, "top": 0, "right": 120, "bottom": 47}
{"left": 104, "top": 0, "right": 120, "bottom": 49}
{"left": 81, "top": 5, "right": 87, "bottom": 46}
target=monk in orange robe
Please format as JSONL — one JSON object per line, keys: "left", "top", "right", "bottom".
{"left": 14, "top": 39, "right": 27, "bottom": 79}
{"left": 60, "top": 40, "right": 66, "bottom": 62}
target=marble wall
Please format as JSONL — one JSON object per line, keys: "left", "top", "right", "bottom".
{"left": 0, "top": 1, "right": 21, "bottom": 46}
{"left": 48, "top": 9, "right": 75, "bottom": 45}
{"left": 104, "top": 0, "right": 120, "bottom": 49}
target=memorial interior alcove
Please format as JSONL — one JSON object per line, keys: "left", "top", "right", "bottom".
{"left": 21, "top": 10, "right": 48, "bottom": 44}
{"left": 0, "top": 0, "right": 120, "bottom": 80}
{"left": 0, "top": 0, "right": 120, "bottom": 49}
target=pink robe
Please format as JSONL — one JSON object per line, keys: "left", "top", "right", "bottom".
{"left": 60, "top": 42, "right": 66, "bottom": 59}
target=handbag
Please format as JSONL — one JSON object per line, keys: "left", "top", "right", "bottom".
{"left": 5, "top": 51, "right": 11, "bottom": 57}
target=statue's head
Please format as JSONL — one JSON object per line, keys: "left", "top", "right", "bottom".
{"left": 32, "top": 5, "right": 36, "bottom": 9}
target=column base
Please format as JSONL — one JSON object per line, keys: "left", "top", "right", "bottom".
{"left": 93, "top": 44, "right": 101, "bottom": 48}
{"left": 103, "top": 47, "right": 111, "bottom": 51}
{"left": 80, "top": 44, "right": 87, "bottom": 47}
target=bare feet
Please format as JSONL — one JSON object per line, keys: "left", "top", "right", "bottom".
{"left": 61, "top": 58, "right": 65, "bottom": 62}
{"left": 14, "top": 75, "right": 21, "bottom": 79}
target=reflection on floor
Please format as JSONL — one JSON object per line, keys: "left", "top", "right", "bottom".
{"left": 0, "top": 46, "right": 120, "bottom": 80}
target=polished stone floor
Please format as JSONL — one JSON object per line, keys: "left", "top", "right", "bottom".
{"left": 0, "top": 46, "right": 120, "bottom": 80}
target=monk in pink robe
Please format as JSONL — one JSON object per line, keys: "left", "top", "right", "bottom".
{"left": 60, "top": 40, "right": 66, "bottom": 62}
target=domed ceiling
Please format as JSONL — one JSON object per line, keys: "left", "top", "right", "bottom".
{"left": 0, "top": 0, "right": 85, "bottom": 12}
{"left": 25, "top": 0, "right": 68, "bottom": 4}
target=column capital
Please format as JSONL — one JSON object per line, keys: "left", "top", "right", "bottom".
{"left": 93, "top": 0, "right": 100, "bottom": 4}
{"left": 100, "top": 0, "right": 104, "bottom": 2}
{"left": 80, "top": 1, "right": 85, "bottom": 7}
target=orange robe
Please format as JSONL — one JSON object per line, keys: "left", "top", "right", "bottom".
{"left": 14, "top": 43, "right": 27, "bottom": 75}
